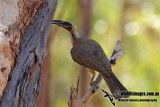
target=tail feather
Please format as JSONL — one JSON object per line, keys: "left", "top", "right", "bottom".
{"left": 102, "top": 72, "right": 129, "bottom": 99}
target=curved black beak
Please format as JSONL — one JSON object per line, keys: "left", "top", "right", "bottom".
{"left": 50, "top": 20, "right": 63, "bottom": 26}
{"left": 50, "top": 20, "right": 73, "bottom": 32}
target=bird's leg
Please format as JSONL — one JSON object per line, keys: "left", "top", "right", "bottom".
{"left": 87, "top": 69, "right": 96, "bottom": 86}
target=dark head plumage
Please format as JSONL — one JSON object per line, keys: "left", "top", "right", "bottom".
{"left": 50, "top": 20, "right": 73, "bottom": 32}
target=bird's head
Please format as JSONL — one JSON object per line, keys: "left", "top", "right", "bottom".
{"left": 50, "top": 20, "right": 77, "bottom": 32}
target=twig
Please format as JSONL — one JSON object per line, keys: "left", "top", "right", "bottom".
{"left": 109, "top": 40, "right": 125, "bottom": 66}
{"left": 68, "top": 40, "right": 125, "bottom": 107}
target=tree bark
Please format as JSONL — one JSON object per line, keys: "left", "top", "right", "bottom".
{"left": 0, "top": 0, "right": 57, "bottom": 107}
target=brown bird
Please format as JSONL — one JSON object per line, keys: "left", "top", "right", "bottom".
{"left": 51, "top": 20, "right": 129, "bottom": 98}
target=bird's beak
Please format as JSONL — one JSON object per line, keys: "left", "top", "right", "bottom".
{"left": 50, "top": 20, "right": 63, "bottom": 26}
{"left": 50, "top": 20, "right": 72, "bottom": 32}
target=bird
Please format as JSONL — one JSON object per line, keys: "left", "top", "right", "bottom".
{"left": 51, "top": 20, "right": 129, "bottom": 99}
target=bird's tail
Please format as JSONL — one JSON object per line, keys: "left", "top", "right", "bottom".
{"left": 101, "top": 72, "right": 129, "bottom": 99}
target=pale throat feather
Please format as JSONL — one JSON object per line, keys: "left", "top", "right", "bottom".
{"left": 70, "top": 31, "right": 80, "bottom": 45}
{"left": 72, "top": 31, "right": 80, "bottom": 39}
{"left": 69, "top": 25, "right": 80, "bottom": 43}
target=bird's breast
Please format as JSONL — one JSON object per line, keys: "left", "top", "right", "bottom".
{"left": 70, "top": 38, "right": 111, "bottom": 72}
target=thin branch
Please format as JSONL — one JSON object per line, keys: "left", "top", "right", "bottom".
{"left": 68, "top": 40, "right": 125, "bottom": 107}
{"left": 109, "top": 40, "right": 125, "bottom": 66}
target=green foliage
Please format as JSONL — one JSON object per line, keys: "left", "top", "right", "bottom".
{"left": 50, "top": 0, "right": 160, "bottom": 107}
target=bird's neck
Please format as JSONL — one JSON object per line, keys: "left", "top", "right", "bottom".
{"left": 70, "top": 31, "right": 80, "bottom": 44}
{"left": 71, "top": 31, "right": 80, "bottom": 39}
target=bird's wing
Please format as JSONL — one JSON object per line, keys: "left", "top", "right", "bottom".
{"left": 71, "top": 43, "right": 110, "bottom": 72}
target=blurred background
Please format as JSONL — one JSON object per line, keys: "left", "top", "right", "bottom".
{"left": 38, "top": 0, "right": 160, "bottom": 107}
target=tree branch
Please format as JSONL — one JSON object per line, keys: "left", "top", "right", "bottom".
{"left": 68, "top": 40, "right": 125, "bottom": 107}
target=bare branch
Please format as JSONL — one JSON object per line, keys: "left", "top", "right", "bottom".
{"left": 109, "top": 40, "right": 125, "bottom": 66}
